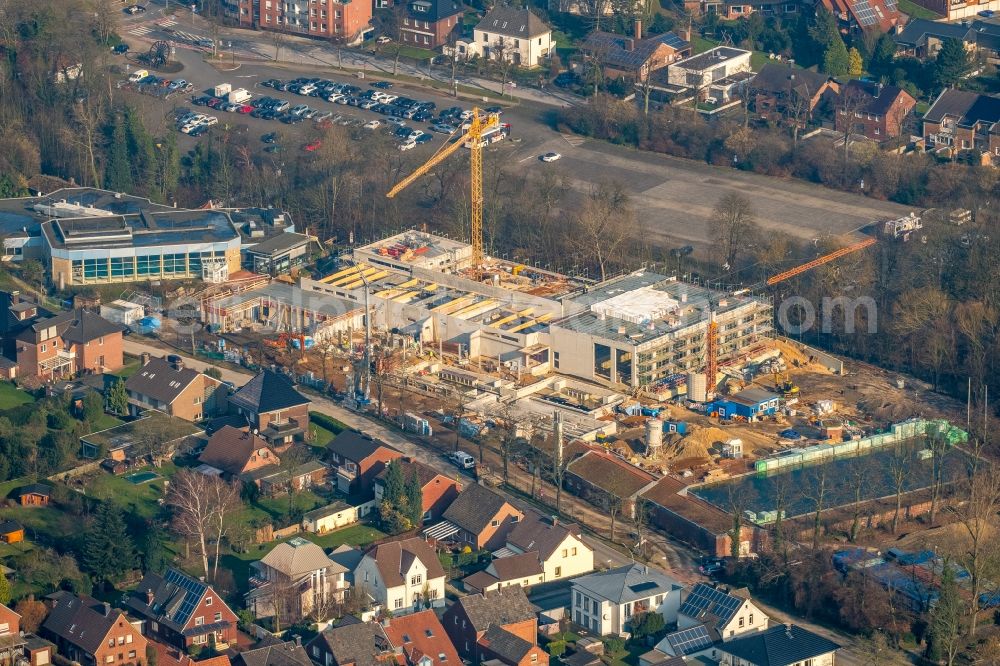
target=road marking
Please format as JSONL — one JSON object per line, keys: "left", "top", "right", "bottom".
{"left": 158, "top": 17, "right": 177, "bottom": 27}
{"left": 129, "top": 25, "right": 153, "bottom": 35}
{"left": 518, "top": 155, "right": 536, "bottom": 163}
{"left": 561, "top": 133, "right": 585, "bottom": 147}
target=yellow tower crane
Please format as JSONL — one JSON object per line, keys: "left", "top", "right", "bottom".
{"left": 386, "top": 108, "right": 501, "bottom": 268}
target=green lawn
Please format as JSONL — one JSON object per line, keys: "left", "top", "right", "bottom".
{"left": 84, "top": 461, "right": 178, "bottom": 519}
{"left": 302, "top": 523, "right": 387, "bottom": 549}
{"left": 0, "top": 383, "right": 34, "bottom": 410}
{"left": 252, "top": 489, "right": 330, "bottom": 520}
{"left": 898, "top": 0, "right": 943, "bottom": 19}
{"left": 362, "top": 40, "right": 437, "bottom": 61}
{"left": 90, "top": 413, "right": 124, "bottom": 431}
{"left": 309, "top": 422, "right": 337, "bottom": 448}
{"left": 113, "top": 358, "right": 141, "bottom": 379}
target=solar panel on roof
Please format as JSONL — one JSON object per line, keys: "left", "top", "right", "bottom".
{"left": 679, "top": 584, "right": 743, "bottom": 625}
{"left": 851, "top": 0, "right": 878, "bottom": 26}
{"left": 668, "top": 626, "right": 713, "bottom": 655}
{"left": 629, "top": 581, "right": 661, "bottom": 594}
{"left": 163, "top": 569, "right": 206, "bottom": 626}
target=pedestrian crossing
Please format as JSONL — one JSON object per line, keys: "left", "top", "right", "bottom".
{"left": 173, "top": 31, "right": 202, "bottom": 43}
{"left": 158, "top": 17, "right": 178, "bottom": 27}
{"left": 129, "top": 24, "right": 153, "bottom": 36}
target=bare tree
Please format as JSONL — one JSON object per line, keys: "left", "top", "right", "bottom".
{"left": 709, "top": 192, "right": 758, "bottom": 270}
{"left": 846, "top": 456, "right": 870, "bottom": 543}
{"left": 271, "top": 30, "right": 286, "bottom": 61}
{"left": 167, "top": 470, "right": 217, "bottom": 578}
{"left": 836, "top": 85, "right": 870, "bottom": 166}
{"left": 570, "top": 181, "right": 632, "bottom": 281}
{"left": 927, "top": 432, "right": 951, "bottom": 526}
{"left": 803, "top": 467, "right": 828, "bottom": 550}
{"left": 949, "top": 467, "right": 1000, "bottom": 636}
{"left": 887, "top": 443, "right": 913, "bottom": 535}
{"left": 207, "top": 478, "right": 242, "bottom": 580}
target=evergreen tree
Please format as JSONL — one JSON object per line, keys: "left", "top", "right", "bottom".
{"left": 848, "top": 47, "right": 863, "bottom": 76}
{"left": 0, "top": 572, "right": 10, "bottom": 605}
{"left": 81, "top": 391, "right": 104, "bottom": 423}
{"left": 869, "top": 33, "right": 898, "bottom": 78}
{"left": 927, "top": 562, "right": 963, "bottom": 665}
{"left": 83, "top": 502, "right": 138, "bottom": 584}
{"left": 124, "top": 106, "right": 156, "bottom": 193}
{"left": 157, "top": 131, "right": 180, "bottom": 202}
{"left": 104, "top": 114, "right": 133, "bottom": 193}
{"left": 142, "top": 530, "right": 167, "bottom": 573}
{"left": 823, "top": 37, "right": 851, "bottom": 76}
{"left": 107, "top": 379, "right": 129, "bottom": 416}
{"left": 404, "top": 470, "right": 423, "bottom": 527}
{"left": 934, "top": 38, "right": 972, "bottom": 88}
{"left": 382, "top": 460, "right": 405, "bottom": 504}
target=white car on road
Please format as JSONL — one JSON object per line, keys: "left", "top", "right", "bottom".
{"left": 540, "top": 152, "right": 562, "bottom": 162}
{"left": 448, "top": 451, "right": 476, "bottom": 469}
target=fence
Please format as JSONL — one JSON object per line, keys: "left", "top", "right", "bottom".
{"left": 754, "top": 418, "right": 968, "bottom": 473}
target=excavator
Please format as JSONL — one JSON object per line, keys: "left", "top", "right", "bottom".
{"left": 773, "top": 371, "right": 799, "bottom": 398}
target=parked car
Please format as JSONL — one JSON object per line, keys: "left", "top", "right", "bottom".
{"left": 699, "top": 557, "right": 726, "bottom": 577}
{"left": 188, "top": 124, "right": 210, "bottom": 137}
{"left": 261, "top": 132, "right": 278, "bottom": 143}
{"left": 414, "top": 133, "right": 433, "bottom": 144}
{"left": 207, "top": 97, "right": 225, "bottom": 109}
{"left": 314, "top": 111, "right": 333, "bottom": 122}
{"left": 448, "top": 451, "right": 476, "bottom": 469}
{"left": 376, "top": 35, "right": 392, "bottom": 44}
{"left": 397, "top": 140, "right": 416, "bottom": 151}
{"left": 262, "top": 79, "right": 282, "bottom": 88}
{"left": 431, "top": 123, "right": 456, "bottom": 134}
{"left": 303, "top": 139, "right": 322, "bottom": 152}
{"left": 123, "top": 4, "right": 146, "bottom": 13}
{"left": 192, "top": 95, "right": 211, "bottom": 106}
{"left": 540, "top": 152, "right": 562, "bottom": 162}
{"left": 112, "top": 43, "right": 130, "bottom": 54}
{"left": 370, "top": 80, "right": 393, "bottom": 89}
{"left": 554, "top": 71, "right": 580, "bottom": 88}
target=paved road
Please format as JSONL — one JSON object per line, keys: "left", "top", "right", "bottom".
{"left": 122, "top": 338, "right": 630, "bottom": 567}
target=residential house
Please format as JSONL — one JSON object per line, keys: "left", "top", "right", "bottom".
{"left": 42, "top": 592, "right": 148, "bottom": 666}
{"left": 834, "top": 80, "right": 916, "bottom": 142}
{"left": 564, "top": 449, "right": 657, "bottom": 521}
{"left": 893, "top": 18, "right": 981, "bottom": 59}
{"left": 716, "top": 625, "right": 839, "bottom": 666}
{"left": 228, "top": 369, "right": 311, "bottom": 446}
{"left": 198, "top": 426, "right": 280, "bottom": 479}
{"left": 442, "top": 587, "right": 547, "bottom": 666}
{"left": 329, "top": 545, "right": 365, "bottom": 586}
{"left": 381, "top": 609, "right": 462, "bottom": 666}
{"left": 0, "top": 602, "right": 28, "bottom": 666}
{"left": 126, "top": 568, "right": 238, "bottom": 651}
{"left": 580, "top": 24, "right": 690, "bottom": 81}
{"left": 246, "top": 460, "right": 329, "bottom": 496}
{"left": 472, "top": 8, "right": 554, "bottom": 68}
{"left": 306, "top": 621, "right": 394, "bottom": 666}
{"left": 125, "top": 354, "right": 227, "bottom": 421}
{"left": 820, "top": 0, "right": 901, "bottom": 36}
{"left": 662, "top": 46, "right": 753, "bottom": 103}
{"left": 462, "top": 552, "right": 545, "bottom": 594}
{"left": 0, "top": 522, "right": 23, "bottom": 544}
{"left": 505, "top": 514, "right": 593, "bottom": 581}
{"left": 571, "top": 564, "right": 683, "bottom": 637}
{"left": 922, "top": 89, "right": 1000, "bottom": 161}
{"left": 900, "top": 0, "right": 1000, "bottom": 21}
{"left": 232, "top": 640, "right": 314, "bottom": 666}
{"left": 325, "top": 431, "right": 402, "bottom": 497}
{"left": 355, "top": 536, "right": 447, "bottom": 613}
{"left": 16, "top": 483, "right": 52, "bottom": 506}
{"left": 691, "top": 0, "right": 796, "bottom": 20}
{"left": 399, "top": 0, "right": 462, "bottom": 49}
{"left": 751, "top": 64, "right": 839, "bottom": 125}
{"left": 14, "top": 308, "right": 125, "bottom": 380}
{"left": 438, "top": 482, "right": 524, "bottom": 551}
{"left": 247, "top": 536, "right": 348, "bottom": 623}
{"left": 374, "top": 458, "right": 461, "bottom": 522}
{"left": 0, "top": 291, "right": 51, "bottom": 364}
{"left": 228, "top": 0, "right": 372, "bottom": 45}
{"left": 643, "top": 584, "right": 769, "bottom": 664}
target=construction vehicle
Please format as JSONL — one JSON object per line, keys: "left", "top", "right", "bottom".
{"left": 773, "top": 371, "right": 799, "bottom": 398}
{"left": 386, "top": 108, "right": 502, "bottom": 268}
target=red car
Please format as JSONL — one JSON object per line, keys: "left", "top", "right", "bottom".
{"left": 207, "top": 97, "right": 224, "bottom": 109}
{"left": 237, "top": 104, "right": 253, "bottom": 114}
{"left": 303, "top": 140, "right": 322, "bottom": 152}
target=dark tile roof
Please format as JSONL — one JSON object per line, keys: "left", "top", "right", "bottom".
{"left": 442, "top": 482, "right": 515, "bottom": 535}
{"left": 61, "top": 310, "right": 126, "bottom": 344}
{"left": 307, "top": 622, "right": 394, "bottom": 666}
{"left": 476, "top": 7, "right": 550, "bottom": 38}
{"left": 232, "top": 640, "right": 313, "bottom": 666}
{"left": 381, "top": 609, "right": 461, "bottom": 666}
{"left": 491, "top": 552, "right": 544, "bottom": 581}
{"left": 326, "top": 430, "right": 396, "bottom": 463}
{"left": 405, "top": 0, "right": 462, "bottom": 23}
{"left": 17, "top": 483, "right": 52, "bottom": 498}
{"left": 752, "top": 64, "right": 833, "bottom": 98}
{"left": 42, "top": 593, "right": 125, "bottom": 655}
{"left": 363, "top": 537, "right": 446, "bottom": 587}
{"left": 0, "top": 520, "right": 21, "bottom": 534}
{"left": 506, "top": 514, "right": 580, "bottom": 560}
{"left": 841, "top": 80, "right": 913, "bottom": 117}
{"left": 581, "top": 31, "right": 688, "bottom": 72}
{"left": 125, "top": 356, "right": 201, "bottom": 405}
{"left": 924, "top": 89, "right": 1000, "bottom": 127}
{"left": 893, "top": 18, "right": 974, "bottom": 46}
{"left": 198, "top": 426, "right": 276, "bottom": 476}
{"left": 374, "top": 458, "right": 442, "bottom": 488}
{"left": 480, "top": 625, "right": 534, "bottom": 664}
{"left": 720, "top": 625, "right": 840, "bottom": 666}
{"left": 454, "top": 587, "right": 538, "bottom": 633}
{"left": 230, "top": 369, "right": 309, "bottom": 415}
{"left": 566, "top": 450, "right": 655, "bottom": 498}
{"left": 245, "top": 233, "right": 312, "bottom": 257}
{"left": 127, "top": 568, "right": 216, "bottom": 633}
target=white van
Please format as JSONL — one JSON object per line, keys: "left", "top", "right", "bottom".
{"left": 228, "top": 88, "right": 251, "bottom": 104}
{"left": 449, "top": 451, "right": 476, "bottom": 469}
{"left": 128, "top": 69, "right": 149, "bottom": 83}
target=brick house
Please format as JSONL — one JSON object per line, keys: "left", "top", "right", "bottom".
{"left": 42, "top": 592, "right": 148, "bottom": 666}
{"left": 325, "top": 431, "right": 401, "bottom": 498}
{"left": 306, "top": 621, "right": 394, "bottom": 666}
{"left": 580, "top": 23, "right": 690, "bottom": 82}
{"left": 126, "top": 568, "right": 238, "bottom": 651}
{"left": 125, "top": 354, "right": 227, "bottom": 421}
{"left": 228, "top": 369, "right": 311, "bottom": 446}
{"left": 0, "top": 602, "right": 28, "bottom": 666}
{"left": 14, "top": 309, "right": 124, "bottom": 380}
{"left": 834, "top": 80, "right": 916, "bottom": 142}
{"left": 442, "top": 587, "right": 547, "bottom": 666}
{"left": 381, "top": 610, "right": 462, "bottom": 666}
{"left": 439, "top": 483, "right": 523, "bottom": 551}
{"left": 228, "top": 0, "right": 372, "bottom": 45}
{"left": 922, "top": 88, "right": 1000, "bottom": 161}
{"left": 374, "top": 458, "right": 461, "bottom": 522}
{"left": 198, "top": 426, "right": 280, "bottom": 479}
{"left": 564, "top": 449, "right": 657, "bottom": 521}
{"left": 399, "top": 0, "right": 462, "bottom": 49}
{"left": 751, "top": 63, "right": 839, "bottom": 125}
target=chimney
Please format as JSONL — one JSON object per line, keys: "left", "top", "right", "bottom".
{"left": 9, "top": 291, "right": 19, "bottom": 305}
{"left": 103, "top": 602, "right": 111, "bottom": 617}
{"left": 634, "top": 18, "right": 642, "bottom": 41}
{"left": 625, "top": 37, "right": 635, "bottom": 52}
{"left": 784, "top": 623, "right": 793, "bottom": 638}
{"left": 295, "top": 636, "right": 302, "bottom": 646}
{"left": 146, "top": 589, "right": 154, "bottom": 606}
{"left": 140, "top": 352, "right": 151, "bottom": 366}
{"left": 550, "top": 515, "right": 559, "bottom": 526}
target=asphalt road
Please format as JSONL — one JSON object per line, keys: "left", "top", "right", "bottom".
{"left": 116, "top": 7, "right": 915, "bottom": 253}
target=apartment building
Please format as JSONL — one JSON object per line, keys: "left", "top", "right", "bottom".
{"left": 399, "top": 0, "right": 462, "bottom": 49}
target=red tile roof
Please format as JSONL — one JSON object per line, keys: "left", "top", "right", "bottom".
{"left": 381, "top": 610, "right": 461, "bottom": 666}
